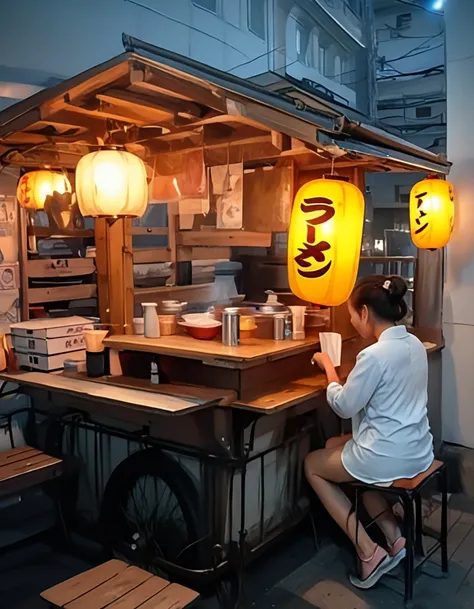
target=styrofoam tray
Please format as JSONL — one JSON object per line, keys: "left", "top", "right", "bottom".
{"left": 11, "top": 316, "right": 93, "bottom": 339}
{"left": 15, "top": 349, "right": 86, "bottom": 371}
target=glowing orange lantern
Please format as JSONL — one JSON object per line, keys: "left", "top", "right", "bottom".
{"left": 287, "top": 176, "right": 365, "bottom": 306}
{"left": 409, "top": 176, "right": 454, "bottom": 249}
{"left": 17, "top": 170, "right": 71, "bottom": 210}
{"left": 76, "top": 150, "right": 148, "bottom": 217}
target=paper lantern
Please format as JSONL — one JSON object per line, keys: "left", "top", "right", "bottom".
{"left": 76, "top": 150, "right": 148, "bottom": 217}
{"left": 288, "top": 176, "right": 365, "bottom": 307}
{"left": 17, "top": 170, "right": 71, "bottom": 210}
{"left": 409, "top": 176, "right": 454, "bottom": 249}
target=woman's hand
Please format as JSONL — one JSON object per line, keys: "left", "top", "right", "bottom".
{"left": 312, "top": 352, "right": 332, "bottom": 371}
{"left": 312, "top": 352, "right": 341, "bottom": 385}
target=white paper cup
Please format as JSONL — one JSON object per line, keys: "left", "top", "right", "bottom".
{"left": 133, "top": 317, "right": 145, "bottom": 335}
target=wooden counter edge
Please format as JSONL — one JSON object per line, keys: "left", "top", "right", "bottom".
{"left": 0, "top": 371, "right": 216, "bottom": 417}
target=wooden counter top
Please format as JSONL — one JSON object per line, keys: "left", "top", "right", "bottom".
{"left": 0, "top": 371, "right": 227, "bottom": 416}
{"left": 2, "top": 327, "right": 444, "bottom": 417}
{"left": 104, "top": 333, "right": 319, "bottom": 367}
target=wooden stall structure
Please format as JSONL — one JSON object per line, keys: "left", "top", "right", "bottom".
{"left": 0, "top": 34, "right": 451, "bottom": 608}
{"left": 0, "top": 34, "right": 450, "bottom": 331}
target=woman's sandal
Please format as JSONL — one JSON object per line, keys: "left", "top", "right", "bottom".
{"left": 388, "top": 536, "right": 407, "bottom": 570}
{"left": 350, "top": 545, "right": 397, "bottom": 590}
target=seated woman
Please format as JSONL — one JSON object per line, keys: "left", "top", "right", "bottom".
{"left": 305, "top": 275, "right": 434, "bottom": 590}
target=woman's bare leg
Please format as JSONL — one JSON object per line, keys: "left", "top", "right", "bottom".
{"left": 362, "top": 492, "right": 403, "bottom": 547}
{"left": 304, "top": 446, "right": 377, "bottom": 560}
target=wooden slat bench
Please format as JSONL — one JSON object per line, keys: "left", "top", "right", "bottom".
{"left": 0, "top": 446, "right": 63, "bottom": 498}
{"left": 41, "top": 559, "right": 200, "bottom": 609}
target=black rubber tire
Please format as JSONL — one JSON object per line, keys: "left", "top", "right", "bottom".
{"left": 99, "top": 448, "right": 203, "bottom": 574}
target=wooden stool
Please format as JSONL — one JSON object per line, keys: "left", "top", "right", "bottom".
{"left": 349, "top": 460, "right": 448, "bottom": 604}
{"left": 0, "top": 446, "right": 63, "bottom": 498}
{"left": 41, "top": 559, "right": 200, "bottom": 609}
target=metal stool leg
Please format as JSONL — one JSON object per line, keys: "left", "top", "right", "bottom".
{"left": 440, "top": 467, "right": 449, "bottom": 574}
{"left": 415, "top": 494, "right": 424, "bottom": 557}
{"left": 402, "top": 495, "right": 415, "bottom": 604}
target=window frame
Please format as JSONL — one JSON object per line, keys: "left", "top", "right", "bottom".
{"left": 247, "top": 0, "right": 267, "bottom": 40}
{"left": 192, "top": 0, "right": 219, "bottom": 16}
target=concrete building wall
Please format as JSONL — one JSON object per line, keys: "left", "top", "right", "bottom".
{"left": 368, "top": 1, "right": 446, "bottom": 260}
{"left": 0, "top": 0, "right": 371, "bottom": 114}
{"left": 0, "top": 0, "right": 270, "bottom": 87}
{"left": 374, "top": 1, "right": 445, "bottom": 152}
{"left": 442, "top": 0, "right": 474, "bottom": 448}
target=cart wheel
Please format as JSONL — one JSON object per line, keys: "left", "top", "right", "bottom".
{"left": 99, "top": 448, "right": 203, "bottom": 574}
{"left": 216, "top": 572, "right": 242, "bottom": 609}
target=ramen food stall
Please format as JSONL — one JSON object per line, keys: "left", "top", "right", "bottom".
{"left": 0, "top": 35, "right": 449, "bottom": 607}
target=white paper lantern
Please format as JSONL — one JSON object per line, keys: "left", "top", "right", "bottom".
{"left": 76, "top": 150, "right": 148, "bottom": 217}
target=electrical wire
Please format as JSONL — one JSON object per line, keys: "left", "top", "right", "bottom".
{"left": 228, "top": 46, "right": 285, "bottom": 73}
{"left": 384, "top": 42, "right": 443, "bottom": 64}
{"left": 379, "top": 112, "right": 445, "bottom": 121}
{"left": 378, "top": 97, "right": 446, "bottom": 110}
{"left": 380, "top": 26, "right": 445, "bottom": 40}
{"left": 123, "top": 0, "right": 248, "bottom": 58}
{"left": 382, "top": 31, "right": 443, "bottom": 63}
{"left": 393, "top": 0, "right": 445, "bottom": 16}
{"left": 377, "top": 64, "right": 444, "bottom": 80}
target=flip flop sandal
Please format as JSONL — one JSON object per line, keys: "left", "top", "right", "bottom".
{"left": 350, "top": 547, "right": 394, "bottom": 590}
{"left": 388, "top": 536, "right": 407, "bottom": 570}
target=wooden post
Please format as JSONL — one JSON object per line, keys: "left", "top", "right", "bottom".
{"left": 95, "top": 217, "right": 134, "bottom": 335}
{"left": 167, "top": 202, "right": 178, "bottom": 285}
{"left": 18, "top": 207, "right": 29, "bottom": 321}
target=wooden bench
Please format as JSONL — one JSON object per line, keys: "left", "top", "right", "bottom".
{"left": 0, "top": 446, "right": 63, "bottom": 498}
{"left": 41, "top": 559, "right": 200, "bottom": 609}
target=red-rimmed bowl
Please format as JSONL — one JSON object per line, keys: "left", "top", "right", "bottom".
{"left": 178, "top": 321, "right": 221, "bottom": 340}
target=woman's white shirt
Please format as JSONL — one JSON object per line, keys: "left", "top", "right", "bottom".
{"left": 327, "top": 325, "right": 434, "bottom": 484}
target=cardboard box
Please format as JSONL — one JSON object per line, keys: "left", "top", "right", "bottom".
{"left": 15, "top": 349, "right": 86, "bottom": 372}
{"left": 11, "top": 316, "right": 93, "bottom": 339}
{"left": 12, "top": 333, "right": 85, "bottom": 355}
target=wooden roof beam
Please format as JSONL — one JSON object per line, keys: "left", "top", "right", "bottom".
{"left": 122, "top": 86, "right": 204, "bottom": 120}
{"left": 130, "top": 65, "right": 227, "bottom": 114}
{"left": 96, "top": 90, "right": 176, "bottom": 124}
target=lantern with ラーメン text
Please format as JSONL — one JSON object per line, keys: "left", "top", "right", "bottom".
{"left": 409, "top": 176, "right": 454, "bottom": 249}
{"left": 75, "top": 150, "right": 148, "bottom": 218}
{"left": 16, "top": 170, "right": 71, "bottom": 211}
{"left": 287, "top": 176, "right": 365, "bottom": 307}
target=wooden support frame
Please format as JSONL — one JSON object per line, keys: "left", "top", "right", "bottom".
{"left": 95, "top": 218, "right": 134, "bottom": 335}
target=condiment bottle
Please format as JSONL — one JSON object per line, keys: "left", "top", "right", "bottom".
{"left": 142, "top": 303, "right": 160, "bottom": 338}
{"left": 222, "top": 309, "right": 240, "bottom": 346}
{"left": 151, "top": 357, "right": 160, "bottom": 384}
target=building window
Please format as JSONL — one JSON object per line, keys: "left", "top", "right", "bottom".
{"left": 396, "top": 13, "right": 412, "bottom": 29}
{"left": 345, "top": 0, "right": 362, "bottom": 17}
{"left": 415, "top": 106, "right": 432, "bottom": 118}
{"left": 295, "top": 22, "right": 310, "bottom": 66}
{"left": 248, "top": 0, "right": 266, "bottom": 39}
{"left": 334, "top": 55, "right": 342, "bottom": 83}
{"left": 193, "top": 0, "right": 218, "bottom": 14}
{"left": 319, "top": 46, "right": 327, "bottom": 76}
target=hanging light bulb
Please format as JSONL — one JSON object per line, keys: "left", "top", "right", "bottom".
{"left": 75, "top": 150, "right": 148, "bottom": 218}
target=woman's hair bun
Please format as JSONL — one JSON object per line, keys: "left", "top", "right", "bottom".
{"left": 387, "top": 275, "right": 408, "bottom": 303}
{"left": 351, "top": 274, "right": 408, "bottom": 323}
